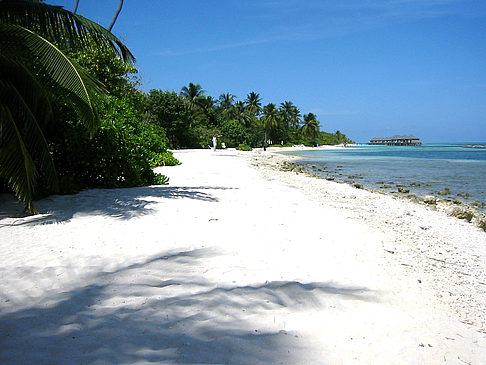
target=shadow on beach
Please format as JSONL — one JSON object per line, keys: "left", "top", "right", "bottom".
{"left": 0, "top": 185, "right": 236, "bottom": 226}
{"left": 0, "top": 247, "right": 377, "bottom": 364}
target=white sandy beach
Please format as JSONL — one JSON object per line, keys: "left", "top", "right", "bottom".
{"left": 1, "top": 148, "right": 485, "bottom": 364}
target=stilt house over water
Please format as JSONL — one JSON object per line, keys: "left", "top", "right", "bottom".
{"left": 369, "top": 134, "right": 422, "bottom": 146}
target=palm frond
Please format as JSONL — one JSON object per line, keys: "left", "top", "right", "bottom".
{"left": 0, "top": 0, "right": 134, "bottom": 212}
{"left": 0, "top": 23, "right": 105, "bottom": 135}
{"left": 0, "top": 0, "right": 135, "bottom": 63}
{"left": 0, "top": 103, "right": 38, "bottom": 213}
{"left": 0, "top": 56, "right": 59, "bottom": 193}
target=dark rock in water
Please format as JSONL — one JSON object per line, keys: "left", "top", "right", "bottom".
{"left": 326, "top": 177, "right": 335, "bottom": 181}
{"left": 447, "top": 206, "right": 474, "bottom": 222}
{"left": 353, "top": 182, "right": 363, "bottom": 189}
{"left": 437, "top": 188, "right": 451, "bottom": 196}
{"left": 381, "top": 185, "right": 393, "bottom": 189}
{"left": 376, "top": 181, "right": 385, "bottom": 185}
{"left": 424, "top": 195, "right": 437, "bottom": 205}
{"left": 398, "top": 187, "right": 410, "bottom": 193}
{"left": 410, "top": 182, "right": 421, "bottom": 187}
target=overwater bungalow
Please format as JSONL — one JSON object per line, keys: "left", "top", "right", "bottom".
{"left": 369, "top": 134, "right": 422, "bottom": 146}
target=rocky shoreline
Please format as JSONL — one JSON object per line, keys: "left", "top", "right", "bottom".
{"left": 263, "top": 153, "right": 486, "bottom": 232}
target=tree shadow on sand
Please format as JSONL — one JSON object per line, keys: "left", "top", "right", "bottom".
{"left": 0, "top": 247, "right": 378, "bottom": 364}
{"left": 0, "top": 185, "right": 236, "bottom": 226}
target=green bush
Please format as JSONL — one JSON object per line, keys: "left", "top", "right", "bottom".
{"left": 191, "top": 125, "right": 219, "bottom": 149}
{"left": 152, "top": 151, "right": 181, "bottom": 167}
{"left": 220, "top": 120, "right": 252, "bottom": 148}
{"left": 269, "top": 143, "right": 293, "bottom": 147}
{"left": 43, "top": 97, "right": 173, "bottom": 196}
{"left": 145, "top": 90, "right": 194, "bottom": 148}
{"left": 236, "top": 143, "right": 252, "bottom": 151}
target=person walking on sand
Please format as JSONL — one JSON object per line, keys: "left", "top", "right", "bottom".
{"left": 212, "top": 135, "right": 218, "bottom": 151}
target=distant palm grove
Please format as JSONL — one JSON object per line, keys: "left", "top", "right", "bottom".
{"left": 147, "top": 84, "right": 352, "bottom": 150}
{"left": 0, "top": 0, "right": 352, "bottom": 212}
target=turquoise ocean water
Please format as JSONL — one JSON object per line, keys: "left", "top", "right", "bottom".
{"left": 281, "top": 143, "right": 486, "bottom": 211}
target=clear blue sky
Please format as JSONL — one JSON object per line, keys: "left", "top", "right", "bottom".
{"left": 50, "top": 0, "right": 486, "bottom": 143}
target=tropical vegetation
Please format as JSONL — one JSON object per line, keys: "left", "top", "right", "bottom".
{"left": 145, "top": 84, "right": 353, "bottom": 150}
{"left": 0, "top": 0, "right": 352, "bottom": 213}
{"left": 0, "top": 0, "right": 176, "bottom": 212}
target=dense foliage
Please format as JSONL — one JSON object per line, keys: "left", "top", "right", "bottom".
{"left": 0, "top": 0, "right": 176, "bottom": 211}
{"left": 42, "top": 97, "right": 172, "bottom": 196}
{"left": 145, "top": 84, "right": 353, "bottom": 149}
{"left": 0, "top": 0, "right": 134, "bottom": 211}
{"left": 145, "top": 90, "right": 194, "bottom": 148}
{"left": 41, "top": 43, "right": 178, "bottom": 197}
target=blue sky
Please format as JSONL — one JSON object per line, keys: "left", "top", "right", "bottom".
{"left": 51, "top": 0, "right": 486, "bottom": 142}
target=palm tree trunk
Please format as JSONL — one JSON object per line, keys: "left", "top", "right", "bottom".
{"left": 73, "top": 0, "right": 79, "bottom": 14}
{"left": 108, "top": 0, "right": 124, "bottom": 31}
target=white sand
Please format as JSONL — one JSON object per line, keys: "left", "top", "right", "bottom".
{"left": 0, "top": 148, "right": 485, "bottom": 364}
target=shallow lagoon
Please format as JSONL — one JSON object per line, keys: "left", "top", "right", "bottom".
{"left": 281, "top": 144, "right": 486, "bottom": 211}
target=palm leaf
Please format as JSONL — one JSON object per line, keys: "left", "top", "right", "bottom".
{"left": 0, "top": 103, "right": 38, "bottom": 213}
{"left": 0, "top": 56, "right": 59, "bottom": 193}
{"left": 0, "top": 23, "right": 105, "bottom": 135}
{"left": 0, "top": 0, "right": 135, "bottom": 63}
{"left": 0, "top": 0, "right": 135, "bottom": 212}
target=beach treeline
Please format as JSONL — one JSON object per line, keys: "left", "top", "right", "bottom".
{"left": 0, "top": 0, "right": 351, "bottom": 212}
{"left": 146, "top": 85, "right": 353, "bottom": 150}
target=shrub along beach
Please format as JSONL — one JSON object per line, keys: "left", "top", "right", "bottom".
{"left": 1, "top": 1, "right": 485, "bottom": 364}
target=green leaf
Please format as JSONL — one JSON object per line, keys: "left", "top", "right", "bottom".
{"left": 0, "top": 104, "right": 38, "bottom": 213}
{"left": 0, "top": 0, "right": 135, "bottom": 64}
{"left": 0, "top": 23, "right": 105, "bottom": 135}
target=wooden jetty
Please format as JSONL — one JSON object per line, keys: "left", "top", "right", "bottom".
{"left": 369, "top": 135, "right": 422, "bottom": 146}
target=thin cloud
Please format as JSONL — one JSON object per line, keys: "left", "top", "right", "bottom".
{"left": 155, "top": 39, "right": 275, "bottom": 57}
{"left": 156, "top": 0, "right": 485, "bottom": 57}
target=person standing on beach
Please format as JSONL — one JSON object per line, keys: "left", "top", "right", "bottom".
{"left": 212, "top": 135, "right": 218, "bottom": 151}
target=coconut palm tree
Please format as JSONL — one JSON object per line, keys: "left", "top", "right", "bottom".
{"left": 218, "top": 93, "right": 235, "bottom": 110}
{"left": 244, "top": 91, "right": 262, "bottom": 117}
{"left": 198, "top": 95, "right": 216, "bottom": 114}
{"left": 262, "top": 103, "right": 280, "bottom": 144}
{"left": 301, "top": 113, "right": 320, "bottom": 139}
{"left": 180, "top": 82, "right": 206, "bottom": 110}
{"left": 234, "top": 101, "right": 252, "bottom": 128}
{"left": 218, "top": 93, "right": 236, "bottom": 121}
{"left": 0, "top": 0, "right": 134, "bottom": 212}
{"left": 279, "top": 101, "right": 301, "bottom": 130}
